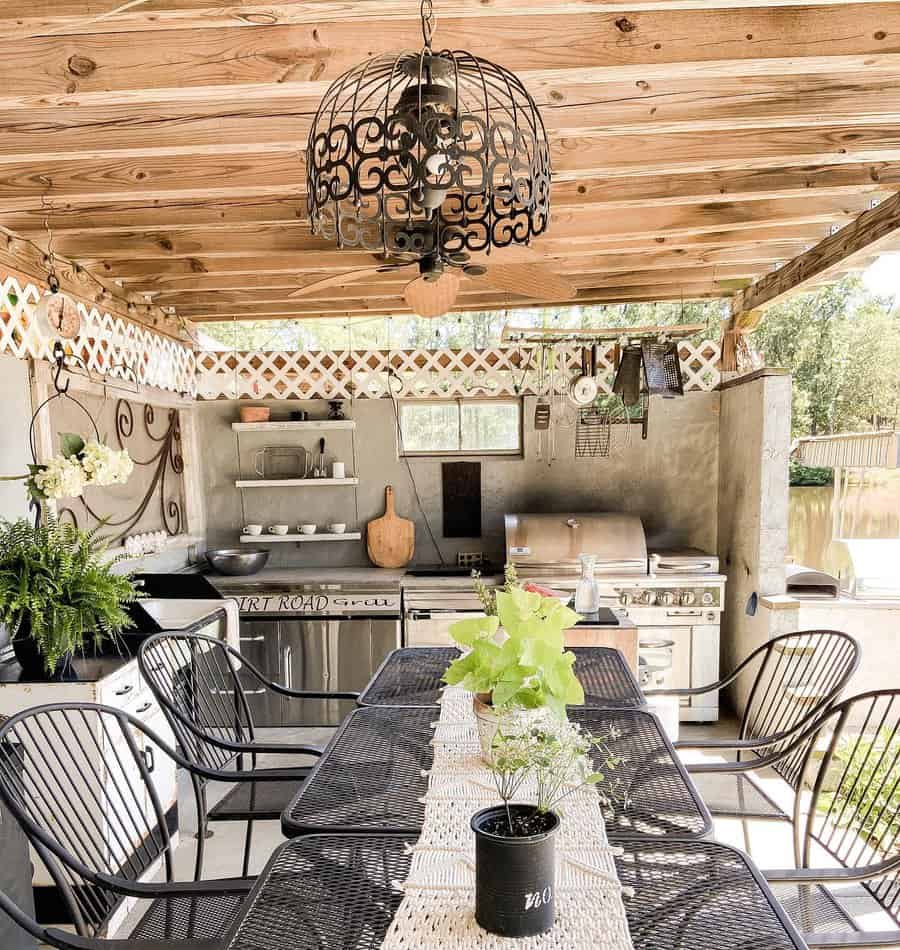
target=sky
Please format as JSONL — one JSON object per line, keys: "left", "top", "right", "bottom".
{"left": 863, "top": 253, "right": 900, "bottom": 308}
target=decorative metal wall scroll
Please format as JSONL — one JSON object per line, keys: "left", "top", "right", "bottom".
{"left": 57, "top": 398, "right": 185, "bottom": 542}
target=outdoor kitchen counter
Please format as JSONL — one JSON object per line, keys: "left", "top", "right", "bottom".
{"left": 206, "top": 567, "right": 406, "bottom": 588}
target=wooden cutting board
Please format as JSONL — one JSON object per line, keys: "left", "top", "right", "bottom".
{"left": 366, "top": 485, "right": 415, "bottom": 568}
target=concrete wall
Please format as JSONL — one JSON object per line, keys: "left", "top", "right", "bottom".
{"left": 0, "top": 353, "right": 33, "bottom": 524}
{"left": 198, "top": 392, "right": 722, "bottom": 567}
{"left": 716, "top": 370, "right": 792, "bottom": 710}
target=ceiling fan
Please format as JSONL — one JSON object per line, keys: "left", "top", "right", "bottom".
{"left": 288, "top": 242, "right": 577, "bottom": 318}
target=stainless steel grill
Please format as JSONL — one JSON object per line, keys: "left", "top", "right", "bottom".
{"left": 504, "top": 512, "right": 648, "bottom": 578}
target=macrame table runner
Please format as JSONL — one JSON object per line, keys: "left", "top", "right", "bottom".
{"left": 380, "top": 687, "right": 636, "bottom": 949}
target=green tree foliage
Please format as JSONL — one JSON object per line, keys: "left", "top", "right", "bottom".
{"left": 753, "top": 276, "right": 900, "bottom": 436}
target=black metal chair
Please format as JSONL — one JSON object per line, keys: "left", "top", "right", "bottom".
{"left": 761, "top": 689, "right": 900, "bottom": 948}
{"left": 0, "top": 702, "right": 254, "bottom": 947}
{"left": 647, "top": 630, "right": 860, "bottom": 823}
{"left": 138, "top": 631, "right": 358, "bottom": 879}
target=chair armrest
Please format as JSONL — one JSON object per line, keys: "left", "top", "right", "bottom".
{"left": 764, "top": 855, "right": 900, "bottom": 886}
{"left": 226, "top": 740, "right": 325, "bottom": 756}
{"left": 675, "top": 735, "right": 784, "bottom": 752}
{"left": 96, "top": 874, "right": 255, "bottom": 899}
{"left": 268, "top": 684, "right": 360, "bottom": 702}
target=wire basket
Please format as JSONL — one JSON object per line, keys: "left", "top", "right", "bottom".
{"left": 641, "top": 341, "right": 684, "bottom": 397}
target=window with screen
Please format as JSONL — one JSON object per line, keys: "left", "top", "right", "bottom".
{"left": 398, "top": 400, "right": 522, "bottom": 456}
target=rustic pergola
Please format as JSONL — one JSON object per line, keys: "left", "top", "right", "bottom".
{"left": 2, "top": 0, "right": 900, "bottom": 342}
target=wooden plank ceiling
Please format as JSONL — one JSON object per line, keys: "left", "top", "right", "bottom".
{"left": 2, "top": 0, "right": 900, "bottom": 323}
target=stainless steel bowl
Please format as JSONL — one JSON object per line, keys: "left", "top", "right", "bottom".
{"left": 206, "top": 548, "right": 269, "bottom": 576}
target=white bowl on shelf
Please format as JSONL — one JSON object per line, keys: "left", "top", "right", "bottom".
{"left": 299, "top": 523, "right": 317, "bottom": 535}
{"left": 328, "top": 523, "right": 347, "bottom": 534}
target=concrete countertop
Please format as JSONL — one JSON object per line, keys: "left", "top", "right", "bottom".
{"left": 761, "top": 592, "right": 900, "bottom": 611}
{"left": 206, "top": 566, "right": 407, "bottom": 588}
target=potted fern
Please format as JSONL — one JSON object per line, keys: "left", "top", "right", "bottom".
{"left": 443, "top": 584, "right": 584, "bottom": 760}
{"left": 0, "top": 518, "right": 139, "bottom": 679}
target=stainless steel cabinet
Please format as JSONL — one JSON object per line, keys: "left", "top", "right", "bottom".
{"left": 236, "top": 619, "right": 283, "bottom": 726}
{"left": 235, "top": 615, "right": 401, "bottom": 727}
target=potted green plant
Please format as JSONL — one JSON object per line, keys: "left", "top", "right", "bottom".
{"left": 471, "top": 715, "right": 621, "bottom": 937}
{"left": 0, "top": 518, "right": 139, "bottom": 679}
{"left": 443, "top": 584, "right": 584, "bottom": 759}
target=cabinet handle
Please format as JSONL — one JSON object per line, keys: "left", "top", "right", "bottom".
{"left": 243, "top": 688, "right": 266, "bottom": 695}
{"left": 283, "top": 646, "right": 293, "bottom": 690}
{"left": 240, "top": 635, "right": 266, "bottom": 642}
{"left": 135, "top": 702, "right": 152, "bottom": 714}
{"left": 115, "top": 684, "right": 133, "bottom": 696}
{"left": 141, "top": 747, "right": 155, "bottom": 774}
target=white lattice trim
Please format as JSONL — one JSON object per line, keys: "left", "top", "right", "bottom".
{"left": 0, "top": 273, "right": 196, "bottom": 396}
{"left": 196, "top": 342, "right": 720, "bottom": 401}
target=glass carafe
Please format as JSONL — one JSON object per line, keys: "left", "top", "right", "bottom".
{"left": 574, "top": 554, "right": 601, "bottom": 614}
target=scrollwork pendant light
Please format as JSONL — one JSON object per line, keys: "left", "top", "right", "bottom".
{"left": 306, "top": 0, "right": 552, "bottom": 281}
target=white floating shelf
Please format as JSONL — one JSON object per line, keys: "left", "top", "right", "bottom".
{"left": 241, "top": 532, "right": 362, "bottom": 543}
{"left": 235, "top": 477, "right": 359, "bottom": 488}
{"left": 232, "top": 420, "right": 356, "bottom": 432}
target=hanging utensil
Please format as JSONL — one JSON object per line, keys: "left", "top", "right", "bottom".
{"left": 575, "top": 407, "right": 611, "bottom": 458}
{"left": 534, "top": 344, "right": 551, "bottom": 430}
{"left": 570, "top": 346, "right": 599, "bottom": 407}
{"left": 612, "top": 344, "right": 643, "bottom": 407}
{"left": 641, "top": 338, "right": 685, "bottom": 398}
{"left": 316, "top": 437, "right": 326, "bottom": 477}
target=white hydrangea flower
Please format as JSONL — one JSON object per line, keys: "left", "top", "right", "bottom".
{"left": 34, "top": 455, "right": 87, "bottom": 500}
{"left": 80, "top": 441, "right": 134, "bottom": 486}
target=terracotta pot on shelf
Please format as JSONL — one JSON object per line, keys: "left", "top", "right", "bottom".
{"left": 239, "top": 406, "right": 270, "bottom": 423}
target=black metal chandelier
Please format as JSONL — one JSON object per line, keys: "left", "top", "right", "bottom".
{"left": 306, "top": 0, "right": 552, "bottom": 274}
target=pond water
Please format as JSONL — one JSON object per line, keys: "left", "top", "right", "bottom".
{"left": 789, "top": 470, "right": 900, "bottom": 570}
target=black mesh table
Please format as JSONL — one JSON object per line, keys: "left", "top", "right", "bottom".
{"left": 223, "top": 834, "right": 807, "bottom": 950}
{"left": 358, "top": 645, "right": 645, "bottom": 708}
{"left": 282, "top": 705, "right": 711, "bottom": 839}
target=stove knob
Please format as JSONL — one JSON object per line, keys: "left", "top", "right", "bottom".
{"left": 701, "top": 591, "right": 715, "bottom": 607}
{"left": 639, "top": 590, "right": 656, "bottom": 606}
{"left": 660, "top": 591, "right": 676, "bottom": 607}
{"left": 679, "top": 590, "right": 696, "bottom": 607}
{"left": 618, "top": 591, "right": 632, "bottom": 606}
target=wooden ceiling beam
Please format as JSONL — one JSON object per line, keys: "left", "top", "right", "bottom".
{"left": 733, "top": 190, "right": 900, "bottom": 315}
{"left": 164, "top": 264, "right": 756, "bottom": 308}
{"left": 6, "top": 76, "right": 900, "bottom": 160}
{"left": 3, "top": 123, "right": 900, "bottom": 211}
{"left": 40, "top": 195, "right": 865, "bottom": 262}
{"left": 3, "top": 164, "right": 896, "bottom": 236}
{"left": 180, "top": 282, "right": 727, "bottom": 320}
{"left": 143, "top": 247, "right": 807, "bottom": 296}
{"left": 2, "top": 5, "right": 900, "bottom": 110}
{"left": 8, "top": 1, "right": 900, "bottom": 41}
{"left": 91, "top": 223, "right": 846, "bottom": 284}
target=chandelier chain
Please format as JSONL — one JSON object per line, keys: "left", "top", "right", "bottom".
{"left": 420, "top": 0, "right": 435, "bottom": 48}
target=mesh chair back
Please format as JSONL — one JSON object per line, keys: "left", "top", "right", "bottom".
{"left": 740, "top": 630, "right": 859, "bottom": 787}
{"left": 799, "top": 690, "right": 900, "bottom": 924}
{"left": 139, "top": 632, "right": 257, "bottom": 773}
{"left": 0, "top": 704, "right": 174, "bottom": 936}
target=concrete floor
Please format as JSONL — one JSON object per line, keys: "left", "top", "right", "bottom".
{"left": 107, "top": 717, "right": 894, "bottom": 942}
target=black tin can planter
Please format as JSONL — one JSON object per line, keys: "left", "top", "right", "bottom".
{"left": 471, "top": 803, "right": 560, "bottom": 937}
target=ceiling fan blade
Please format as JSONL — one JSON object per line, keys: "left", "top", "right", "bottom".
{"left": 288, "top": 267, "right": 387, "bottom": 300}
{"left": 477, "top": 261, "right": 576, "bottom": 301}
{"left": 403, "top": 271, "right": 461, "bottom": 318}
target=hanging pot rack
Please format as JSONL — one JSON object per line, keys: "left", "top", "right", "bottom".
{"left": 500, "top": 322, "right": 706, "bottom": 345}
